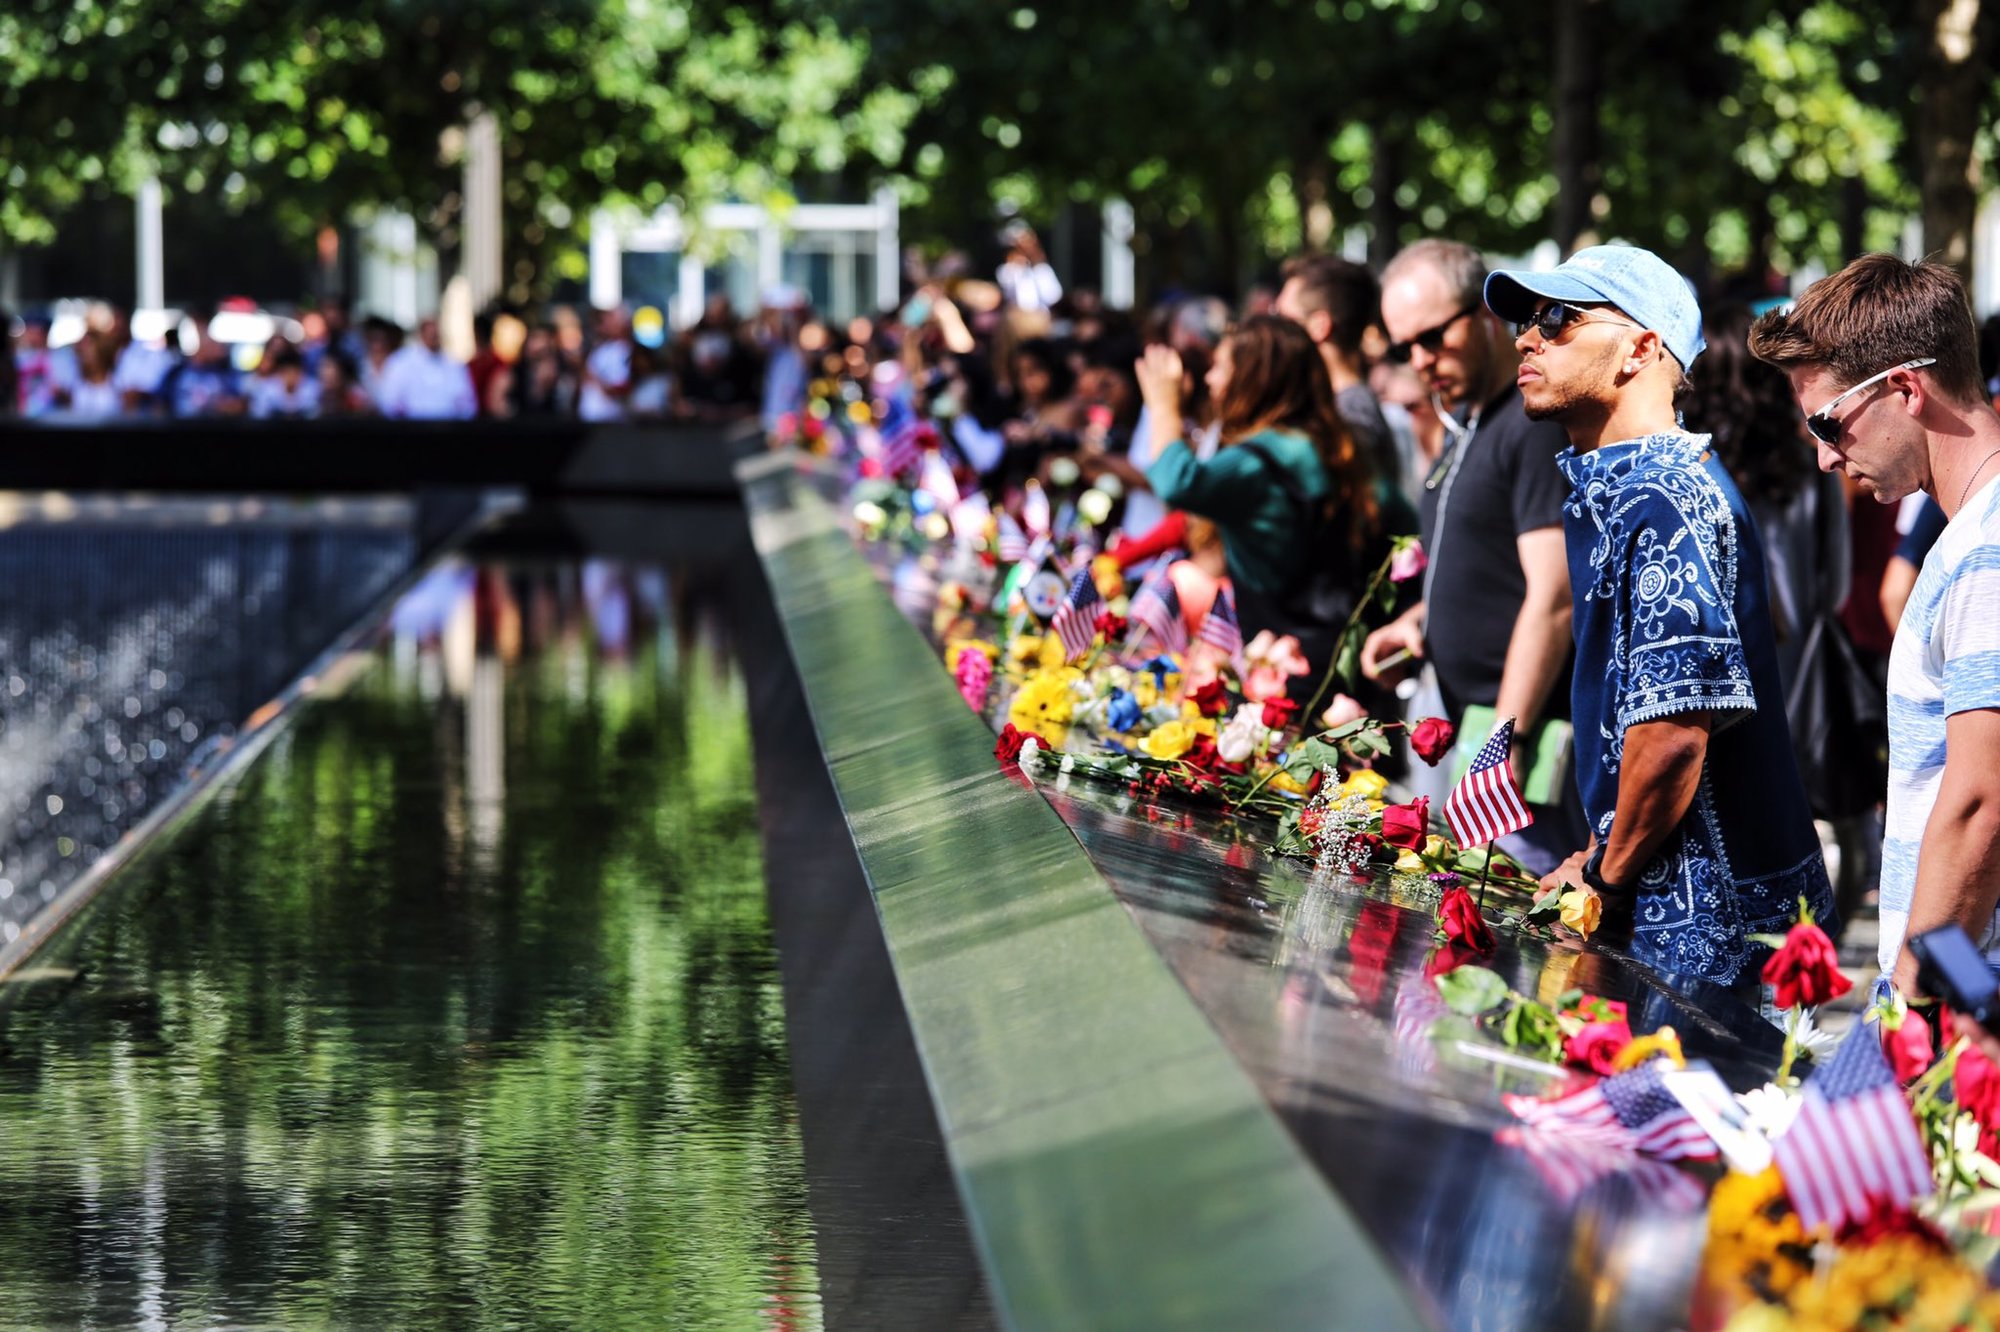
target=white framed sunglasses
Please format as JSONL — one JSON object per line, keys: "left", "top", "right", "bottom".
{"left": 1805, "top": 357, "right": 1936, "bottom": 445}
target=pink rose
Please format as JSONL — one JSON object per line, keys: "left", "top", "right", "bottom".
{"left": 1564, "top": 1020, "right": 1634, "bottom": 1074}
{"left": 1320, "top": 693, "right": 1367, "bottom": 729}
{"left": 1241, "top": 630, "right": 1311, "bottom": 702}
{"left": 955, "top": 649, "right": 992, "bottom": 712}
{"left": 1389, "top": 540, "right": 1427, "bottom": 583}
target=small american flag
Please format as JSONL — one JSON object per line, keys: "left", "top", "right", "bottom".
{"left": 1022, "top": 482, "right": 1052, "bottom": 536}
{"left": 1499, "top": 1126, "right": 1707, "bottom": 1211}
{"left": 1048, "top": 569, "right": 1103, "bottom": 662}
{"left": 1773, "top": 1020, "right": 1933, "bottom": 1233}
{"left": 878, "top": 398, "right": 923, "bottom": 476}
{"left": 1198, "top": 585, "right": 1243, "bottom": 660}
{"left": 996, "top": 513, "right": 1029, "bottom": 563}
{"left": 1126, "top": 563, "right": 1187, "bottom": 654}
{"left": 1444, "top": 717, "right": 1534, "bottom": 847}
{"left": 920, "top": 449, "right": 961, "bottom": 507}
{"left": 1505, "top": 1060, "right": 1718, "bottom": 1161}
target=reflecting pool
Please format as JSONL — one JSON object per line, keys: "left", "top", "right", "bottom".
{"left": 0, "top": 557, "right": 820, "bottom": 1329}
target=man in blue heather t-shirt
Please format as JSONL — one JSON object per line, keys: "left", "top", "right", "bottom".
{"left": 1483, "top": 246, "right": 1833, "bottom": 995}
{"left": 1751, "top": 255, "right": 2000, "bottom": 1000}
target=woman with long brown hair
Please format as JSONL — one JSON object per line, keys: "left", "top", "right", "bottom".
{"left": 1135, "top": 314, "right": 1410, "bottom": 675}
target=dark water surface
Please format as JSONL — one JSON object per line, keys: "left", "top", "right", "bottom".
{"left": 0, "top": 558, "right": 820, "bottom": 1329}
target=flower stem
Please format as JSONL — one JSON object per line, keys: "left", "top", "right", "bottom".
{"left": 1294, "top": 552, "right": 1397, "bottom": 740}
{"left": 1776, "top": 1005, "right": 1802, "bottom": 1085}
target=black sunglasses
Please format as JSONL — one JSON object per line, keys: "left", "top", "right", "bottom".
{"left": 1385, "top": 303, "right": 1478, "bottom": 364}
{"left": 1512, "top": 301, "right": 1641, "bottom": 343}
{"left": 1804, "top": 358, "right": 1936, "bottom": 446}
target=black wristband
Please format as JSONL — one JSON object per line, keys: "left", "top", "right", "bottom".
{"left": 1582, "top": 844, "right": 1626, "bottom": 897}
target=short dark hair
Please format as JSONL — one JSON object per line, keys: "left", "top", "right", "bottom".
{"left": 1279, "top": 253, "right": 1379, "bottom": 355}
{"left": 1748, "top": 253, "right": 1984, "bottom": 405}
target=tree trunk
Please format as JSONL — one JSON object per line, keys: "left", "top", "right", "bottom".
{"left": 1297, "top": 131, "right": 1335, "bottom": 252}
{"left": 1552, "top": 0, "right": 1601, "bottom": 254}
{"left": 1368, "top": 128, "right": 1404, "bottom": 268}
{"left": 1917, "top": 0, "right": 1982, "bottom": 286}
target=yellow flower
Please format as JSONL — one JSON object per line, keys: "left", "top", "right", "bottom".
{"left": 1140, "top": 720, "right": 1197, "bottom": 760}
{"left": 1008, "top": 635, "right": 1045, "bottom": 667}
{"left": 1038, "top": 635, "right": 1068, "bottom": 670}
{"left": 1339, "top": 769, "right": 1390, "bottom": 802}
{"left": 1422, "top": 835, "right": 1450, "bottom": 860}
{"left": 1009, "top": 672, "right": 1078, "bottom": 731}
{"left": 1132, "top": 673, "right": 1159, "bottom": 708}
{"left": 1266, "top": 769, "right": 1309, "bottom": 795}
{"left": 1393, "top": 848, "right": 1427, "bottom": 873}
{"left": 1177, "top": 701, "right": 1218, "bottom": 736}
{"left": 1090, "top": 554, "right": 1124, "bottom": 601}
{"left": 1558, "top": 887, "right": 1602, "bottom": 938}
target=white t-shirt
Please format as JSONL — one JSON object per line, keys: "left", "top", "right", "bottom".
{"left": 579, "top": 340, "right": 632, "bottom": 422}
{"left": 1879, "top": 473, "right": 2000, "bottom": 974}
{"left": 377, "top": 346, "right": 476, "bottom": 420}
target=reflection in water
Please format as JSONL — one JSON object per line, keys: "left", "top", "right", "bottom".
{"left": 0, "top": 558, "right": 820, "bottom": 1329}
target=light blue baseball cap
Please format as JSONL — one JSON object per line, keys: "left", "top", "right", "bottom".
{"left": 1483, "top": 244, "right": 1706, "bottom": 370}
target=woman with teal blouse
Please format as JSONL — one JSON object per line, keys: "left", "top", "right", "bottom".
{"left": 1134, "top": 315, "right": 1413, "bottom": 680}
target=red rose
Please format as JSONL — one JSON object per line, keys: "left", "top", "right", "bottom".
{"left": 1954, "top": 1019, "right": 2000, "bottom": 1157}
{"left": 1304, "top": 768, "right": 1326, "bottom": 797}
{"left": 994, "top": 723, "right": 1045, "bottom": 765}
{"left": 1094, "top": 610, "right": 1128, "bottom": 641}
{"left": 1563, "top": 1019, "right": 1634, "bottom": 1074}
{"left": 1884, "top": 1013, "right": 1937, "bottom": 1084}
{"left": 1759, "top": 919, "right": 1853, "bottom": 1010}
{"left": 1189, "top": 679, "right": 1230, "bottom": 717}
{"left": 1425, "top": 941, "right": 1485, "bottom": 979}
{"left": 1837, "top": 1197, "right": 1952, "bottom": 1252}
{"left": 1297, "top": 808, "right": 1325, "bottom": 844}
{"left": 1261, "top": 697, "right": 1299, "bottom": 730}
{"left": 1436, "top": 886, "right": 1494, "bottom": 952}
{"left": 1409, "top": 717, "right": 1455, "bottom": 767}
{"left": 1181, "top": 734, "right": 1220, "bottom": 771}
{"left": 1380, "top": 796, "right": 1429, "bottom": 850}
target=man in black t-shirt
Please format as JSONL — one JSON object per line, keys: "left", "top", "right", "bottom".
{"left": 1361, "top": 238, "right": 1584, "bottom": 873}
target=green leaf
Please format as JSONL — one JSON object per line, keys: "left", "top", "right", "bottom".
{"left": 1434, "top": 965, "right": 1509, "bottom": 1016}
{"left": 1499, "top": 1000, "right": 1563, "bottom": 1061}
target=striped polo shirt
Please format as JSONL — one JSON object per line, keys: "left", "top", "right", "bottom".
{"left": 1879, "top": 473, "right": 2000, "bottom": 974}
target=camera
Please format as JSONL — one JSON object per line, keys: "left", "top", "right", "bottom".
{"left": 1910, "top": 923, "right": 2000, "bottom": 1032}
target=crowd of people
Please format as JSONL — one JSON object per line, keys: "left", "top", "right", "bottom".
{"left": 2, "top": 294, "right": 768, "bottom": 423}
{"left": 773, "top": 226, "right": 2000, "bottom": 1014}
{"left": 10, "top": 224, "right": 2000, "bottom": 1011}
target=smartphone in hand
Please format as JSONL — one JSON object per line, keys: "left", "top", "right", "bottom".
{"left": 1910, "top": 924, "right": 2000, "bottom": 1033}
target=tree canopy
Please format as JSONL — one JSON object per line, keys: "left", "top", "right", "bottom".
{"left": 2, "top": 0, "right": 1995, "bottom": 302}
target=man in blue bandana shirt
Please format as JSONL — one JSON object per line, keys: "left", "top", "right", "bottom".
{"left": 1482, "top": 246, "right": 1833, "bottom": 993}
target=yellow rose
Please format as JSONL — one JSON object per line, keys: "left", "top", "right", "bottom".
{"left": 1339, "top": 769, "right": 1390, "bottom": 802}
{"left": 1266, "top": 769, "right": 1309, "bottom": 795}
{"left": 1132, "top": 674, "right": 1158, "bottom": 708}
{"left": 1422, "top": 835, "right": 1451, "bottom": 860}
{"left": 1612, "top": 1027, "right": 1685, "bottom": 1072}
{"left": 1009, "top": 673, "right": 1076, "bottom": 731}
{"left": 1393, "top": 848, "right": 1427, "bottom": 873}
{"left": 1090, "top": 553, "right": 1124, "bottom": 601}
{"left": 1139, "top": 720, "right": 1196, "bottom": 760}
{"left": 1558, "top": 887, "right": 1603, "bottom": 938}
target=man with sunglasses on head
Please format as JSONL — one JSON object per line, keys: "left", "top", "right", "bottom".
{"left": 1486, "top": 245, "right": 1833, "bottom": 999}
{"left": 1364, "top": 239, "right": 1582, "bottom": 874}
{"left": 1751, "top": 254, "right": 2000, "bottom": 1000}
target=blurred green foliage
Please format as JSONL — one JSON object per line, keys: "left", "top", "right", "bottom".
{"left": 0, "top": 0, "right": 1991, "bottom": 297}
